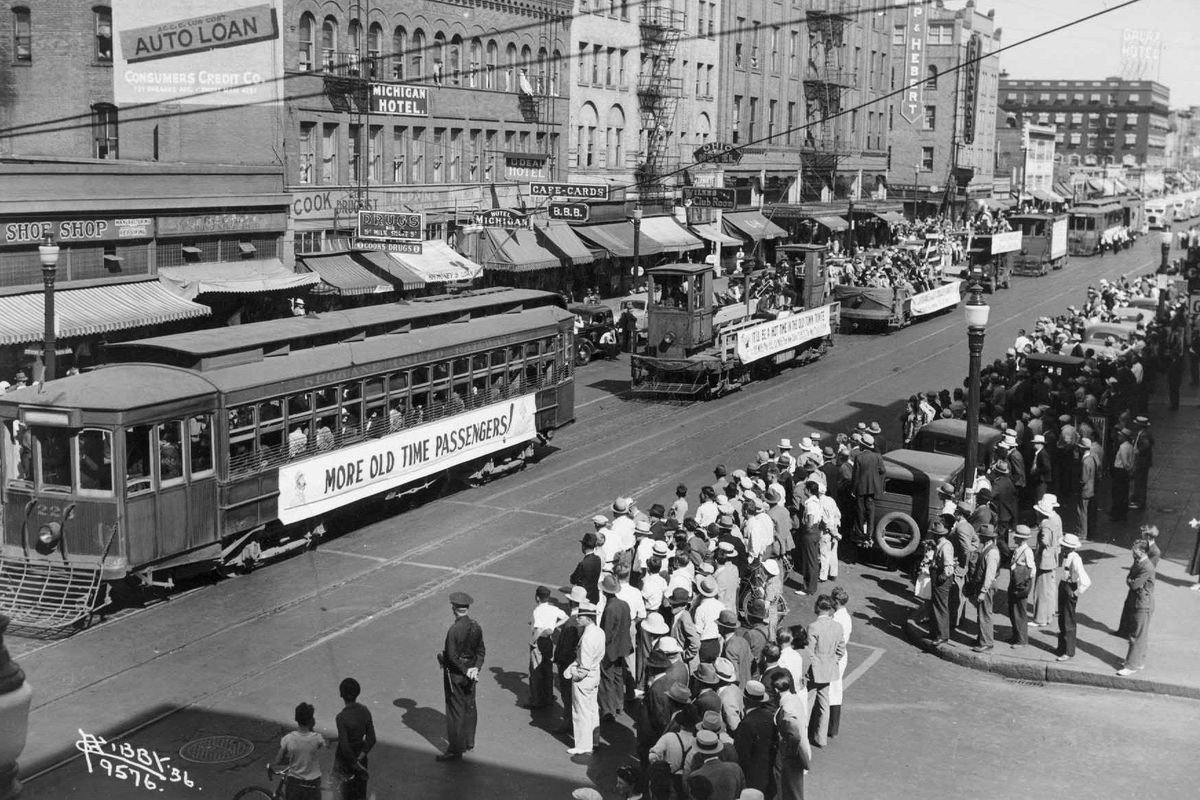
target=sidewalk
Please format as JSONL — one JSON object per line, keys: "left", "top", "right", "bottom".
{"left": 907, "top": 379, "right": 1200, "bottom": 699}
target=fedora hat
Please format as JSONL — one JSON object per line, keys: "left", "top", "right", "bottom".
{"left": 976, "top": 523, "right": 997, "bottom": 538}
{"left": 563, "top": 585, "right": 588, "bottom": 605}
{"left": 646, "top": 650, "right": 672, "bottom": 671}
{"left": 1012, "top": 524, "right": 1033, "bottom": 539}
{"left": 696, "top": 577, "right": 718, "bottom": 597}
{"left": 861, "top": 433, "right": 876, "bottom": 448}
{"left": 746, "top": 598, "right": 768, "bottom": 621}
{"left": 1134, "top": 415, "right": 1150, "bottom": 426}
{"left": 693, "top": 663, "right": 719, "bottom": 686}
{"left": 601, "top": 574, "right": 620, "bottom": 594}
{"left": 1032, "top": 434, "right": 1046, "bottom": 445}
{"left": 700, "top": 709, "right": 724, "bottom": 733}
{"left": 716, "top": 609, "right": 738, "bottom": 629}
{"left": 648, "top": 503, "right": 666, "bottom": 518}
{"left": 713, "top": 658, "right": 737, "bottom": 683}
{"left": 765, "top": 486, "right": 784, "bottom": 504}
{"left": 1060, "top": 533, "right": 1082, "bottom": 550}
{"left": 1033, "top": 494, "right": 1059, "bottom": 515}
{"left": 577, "top": 601, "right": 598, "bottom": 616}
{"left": 868, "top": 421, "right": 882, "bottom": 435}
{"left": 643, "top": 612, "right": 669, "bottom": 636}
{"left": 651, "top": 541, "right": 670, "bottom": 557}
{"left": 666, "top": 682, "right": 692, "bottom": 704}
{"left": 992, "top": 459, "right": 1010, "bottom": 474}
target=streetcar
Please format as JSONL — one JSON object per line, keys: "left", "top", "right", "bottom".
{"left": 1008, "top": 213, "right": 1068, "bottom": 275}
{"left": 1067, "top": 200, "right": 1126, "bottom": 256}
{"left": 1146, "top": 201, "right": 1168, "bottom": 231}
{"left": 0, "top": 289, "right": 576, "bottom": 629}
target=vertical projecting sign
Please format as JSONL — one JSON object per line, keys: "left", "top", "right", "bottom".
{"left": 962, "top": 33, "right": 982, "bottom": 145}
{"left": 899, "top": 2, "right": 928, "bottom": 125}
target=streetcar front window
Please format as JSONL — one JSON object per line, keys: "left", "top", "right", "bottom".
{"left": 157, "top": 420, "right": 185, "bottom": 485}
{"left": 77, "top": 428, "right": 113, "bottom": 494}
{"left": 126, "top": 425, "right": 153, "bottom": 494}
{"left": 189, "top": 415, "right": 214, "bottom": 478}
{"left": 2, "top": 420, "right": 31, "bottom": 487}
{"left": 37, "top": 428, "right": 73, "bottom": 492}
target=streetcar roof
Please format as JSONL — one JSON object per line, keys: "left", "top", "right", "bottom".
{"left": 0, "top": 364, "right": 217, "bottom": 415}
{"left": 646, "top": 263, "right": 715, "bottom": 276}
{"left": 107, "top": 288, "right": 561, "bottom": 370}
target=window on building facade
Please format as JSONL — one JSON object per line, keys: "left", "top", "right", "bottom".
{"left": 695, "top": 62, "right": 702, "bottom": 96}
{"left": 1124, "top": 133, "right": 1136, "bottom": 146}
{"left": 299, "top": 122, "right": 315, "bottom": 184}
{"left": 12, "top": 7, "right": 30, "bottom": 62}
{"left": 768, "top": 100, "right": 776, "bottom": 139}
{"left": 770, "top": 27, "right": 778, "bottom": 71}
{"left": 449, "top": 35, "right": 462, "bottom": 86}
{"left": 92, "top": 103, "right": 118, "bottom": 159}
{"left": 920, "top": 146, "right": 934, "bottom": 171}
{"left": 1073, "top": 93, "right": 1083, "bottom": 102}
{"left": 468, "top": 38, "right": 481, "bottom": 88}
{"left": 1038, "top": 93, "right": 1050, "bottom": 103}
{"left": 790, "top": 30, "right": 798, "bottom": 71}
{"left": 923, "top": 105, "right": 935, "bottom": 130}
{"left": 321, "top": 17, "right": 337, "bottom": 70}
{"left": 347, "top": 20, "right": 362, "bottom": 74}
{"left": 432, "top": 129, "right": 444, "bottom": 182}
{"left": 708, "top": 3, "right": 715, "bottom": 37}
{"left": 322, "top": 124, "right": 337, "bottom": 183}
{"left": 591, "top": 44, "right": 601, "bottom": 84}
{"left": 892, "top": 26, "right": 904, "bottom": 45}
{"left": 621, "top": 0, "right": 629, "bottom": 20}
{"left": 95, "top": 6, "right": 112, "bottom": 62}
{"left": 751, "top": 22, "right": 760, "bottom": 70}
{"left": 578, "top": 42, "right": 587, "bottom": 84}
{"left": 348, "top": 124, "right": 362, "bottom": 182}
{"left": 392, "top": 127, "right": 407, "bottom": 182}
{"left": 748, "top": 97, "right": 758, "bottom": 141}
{"left": 928, "top": 24, "right": 953, "bottom": 45}
{"left": 1055, "top": 92, "right": 1067, "bottom": 103}
{"left": 705, "top": 65, "right": 712, "bottom": 96}
{"left": 733, "top": 96, "right": 742, "bottom": 143}
{"left": 298, "top": 13, "right": 315, "bottom": 70}
{"left": 698, "top": 2, "right": 705, "bottom": 36}
{"left": 606, "top": 47, "right": 614, "bottom": 86}
{"left": 432, "top": 33, "right": 445, "bottom": 84}
{"left": 486, "top": 40, "right": 498, "bottom": 89}
{"left": 735, "top": 17, "right": 745, "bottom": 67}
{"left": 927, "top": 64, "right": 938, "bottom": 89}
{"left": 786, "top": 102, "right": 795, "bottom": 145}
{"left": 1128, "top": 93, "right": 1141, "bottom": 103}
{"left": 619, "top": 49, "right": 627, "bottom": 85}
{"left": 368, "top": 126, "right": 382, "bottom": 182}
{"left": 1089, "top": 93, "right": 1100, "bottom": 103}
{"left": 412, "top": 30, "right": 426, "bottom": 78}
{"left": 505, "top": 43, "right": 517, "bottom": 90}
{"left": 392, "top": 27, "right": 406, "bottom": 79}
{"left": 368, "top": 24, "right": 382, "bottom": 78}
{"left": 1070, "top": 112, "right": 1083, "bottom": 125}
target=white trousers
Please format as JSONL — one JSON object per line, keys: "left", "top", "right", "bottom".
{"left": 819, "top": 533, "right": 839, "bottom": 580}
{"left": 571, "top": 676, "right": 600, "bottom": 751}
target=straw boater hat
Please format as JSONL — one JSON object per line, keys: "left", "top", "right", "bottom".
{"left": 643, "top": 612, "right": 669, "bottom": 636}
{"left": 868, "top": 422, "right": 882, "bottom": 435}
{"left": 861, "top": 433, "right": 876, "bottom": 449}
{"left": 762, "top": 559, "right": 780, "bottom": 576}
{"left": 1033, "top": 494, "right": 1060, "bottom": 516}
{"left": 1012, "top": 524, "right": 1033, "bottom": 540}
{"left": 696, "top": 577, "right": 718, "bottom": 598}
{"left": 1060, "top": 533, "right": 1082, "bottom": 550}
{"left": 612, "top": 496, "right": 634, "bottom": 515}
{"left": 656, "top": 636, "right": 681, "bottom": 654}
{"left": 779, "top": 438, "right": 793, "bottom": 451}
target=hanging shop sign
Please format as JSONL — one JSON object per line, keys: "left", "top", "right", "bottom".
{"left": 548, "top": 202, "right": 590, "bottom": 222}
{"left": 682, "top": 187, "right": 737, "bottom": 210}
{"left": 471, "top": 209, "right": 531, "bottom": 230}
{"left": 899, "top": 2, "right": 928, "bottom": 125}
{"left": 529, "top": 182, "right": 608, "bottom": 199}
{"left": 693, "top": 142, "right": 743, "bottom": 165}
{"left": 357, "top": 211, "right": 423, "bottom": 242}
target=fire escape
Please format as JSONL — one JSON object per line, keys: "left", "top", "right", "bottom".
{"left": 801, "top": 1, "right": 856, "bottom": 201}
{"left": 637, "top": 0, "right": 683, "bottom": 200}
{"left": 323, "top": 42, "right": 372, "bottom": 218}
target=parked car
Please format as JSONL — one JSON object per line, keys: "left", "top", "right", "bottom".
{"left": 856, "top": 449, "right": 965, "bottom": 559}
{"left": 568, "top": 303, "right": 619, "bottom": 365}
{"left": 1025, "top": 352, "right": 1086, "bottom": 380}
{"left": 911, "top": 419, "right": 1004, "bottom": 469}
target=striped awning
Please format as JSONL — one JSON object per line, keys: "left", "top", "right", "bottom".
{"left": 157, "top": 259, "right": 318, "bottom": 300}
{"left": 481, "top": 228, "right": 563, "bottom": 273}
{"left": 690, "top": 222, "right": 742, "bottom": 245}
{"left": 723, "top": 211, "right": 788, "bottom": 241}
{"left": 638, "top": 215, "right": 705, "bottom": 252}
{"left": 0, "top": 280, "right": 211, "bottom": 345}
{"left": 537, "top": 221, "right": 595, "bottom": 266}
{"left": 355, "top": 250, "right": 426, "bottom": 290}
{"left": 299, "top": 253, "right": 393, "bottom": 296}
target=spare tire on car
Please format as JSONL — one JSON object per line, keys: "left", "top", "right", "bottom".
{"left": 874, "top": 510, "right": 921, "bottom": 559}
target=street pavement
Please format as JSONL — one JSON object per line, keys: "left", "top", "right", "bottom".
{"left": 13, "top": 233, "right": 1199, "bottom": 800}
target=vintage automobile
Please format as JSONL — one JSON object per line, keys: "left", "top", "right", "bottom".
{"left": 1081, "top": 322, "right": 1136, "bottom": 359}
{"left": 1024, "top": 352, "right": 1086, "bottom": 380}
{"left": 911, "top": 419, "right": 1004, "bottom": 469}
{"left": 857, "top": 449, "right": 965, "bottom": 559}
{"left": 568, "top": 303, "right": 619, "bottom": 365}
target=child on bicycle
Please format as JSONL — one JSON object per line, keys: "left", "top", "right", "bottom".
{"left": 276, "top": 702, "right": 325, "bottom": 800}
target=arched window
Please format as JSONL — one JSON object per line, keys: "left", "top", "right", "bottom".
{"left": 392, "top": 27, "right": 406, "bottom": 80}
{"left": 505, "top": 43, "right": 518, "bottom": 91}
{"left": 367, "top": 23, "right": 383, "bottom": 78}
{"left": 449, "top": 35, "right": 462, "bottom": 86}
{"left": 12, "top": 7, "right": 31, "bottom": 62}
{"left": 551, "top": 49, "right": 563, "bottom": 96}
{"left": 321, "top": 17, "right": 337, "bottom": 70}
{"left": 347, "top": 19, "right": 362, "bottom": 74}
{"left": 606, "top": 105, "right": 626, "bottom": 169}
{"left": 91, "top": 103, "right": 118, "bottom": 159}
{"left": 485, "top": 40, "right": 499, "bottom": 89}
{"left": 536, "top": 47, "right": 548, "bottom": 94}
{"left": 577, "top": 102, "right": 599, "bottom": 168}
{"left": 520, "top": 44, "right": 533, "bottom": 75}
{"left": 469, "top": 38, "right": 482, "bottom": 88}
{"left": 297, "top": 12, "right": 315, "bottom": 71}
{"left": 926, "top": 64, "right": 938, "bottom": 89}
{"left": 410, "top": 29, "right": 425, "bottom": 78}
{"left": 432, "top": 32, "right": 446, "bottom": 84}
{"left": 94, "top": 6, "right": 112, "bottom": 63}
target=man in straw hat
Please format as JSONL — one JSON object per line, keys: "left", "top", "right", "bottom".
{"left": 1055, "top": 533, "right": 1091, "bottom": 662}
{"left": 694, "top": 577, "right": 725, "bottom": 663}
{"left": 927, "top": 518, "right": 957, "bottom": 646}
{"left": 1031, "top": 494, "right": 1063, "bottom": 628}
{"left": 564, "top": 601, "right": 605, "bottom": 755}
{"left": 687, "top": 729, "right": 746, "bottom": 800}
{"left": 553, "top": 586, "right": 588, "bottom": 731}
{"left": 1006, "top": 526, "right": 1036, "bottom": 647}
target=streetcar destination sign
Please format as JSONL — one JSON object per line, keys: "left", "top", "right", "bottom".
{"left": 472, "top": 208, "right": 531, "bottom": 229}
{"left": 683, "top": 187, "right": 737, "bottom": 210}
{"left": 693, "top": 141, "right": 743, "bottom": 165}
{"left": 529, "top": 182, "right": 608, "bottom": 199}
{"left": 357, "top": 211, "right": 422, "bottom": 241}
{"left": 548, "top": 202, "right": 590, "bottom": 222}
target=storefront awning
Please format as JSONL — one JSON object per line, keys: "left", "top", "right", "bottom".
{"left": 573, "top": 222, "right": 664, "bottom": 258}
{"left": 390, "top": 239, "right": 483, "bottom": 284}
{"left": 1111, "top": 179, "right": 1129, "bottom": 194}
{"left": 1054, "top": 181, "right": 1076, "bottom": 200}
{"left": 0, "top": 279, "right": 211, "bottom": 346}
{"left": 868, "top": 210, "right": 908, "bottom": 225}
{"left": 637, "top": 215, "right": 705, "bottom": 252}
{"left": 812, "top": 216, "right": 849, "bottom": 232}
{"left": 299, "top": 253, "right": 393, "bottom": 296}
{"left": 480, "top": 228, "right": 562, "bottom": 273}
{"left": 690, "top": 222, "right": 742, "bottom": 246}
{"left": 157, "top": 258, "right": 319, "bottom": 300}
{"left": 722, "top": 211, "right": 788, "bottom": 242}
{"left": 355, "top": 250, "right": 426, "bottom": 290}
{"left": 1086, "top": 178, "right": 1106, "bottom": 193}
{"left": 536, "top": 222, "right": 595, "bottom": 266}
{"left": 1030, "top": 188, "right": 1065, "bottom": 204}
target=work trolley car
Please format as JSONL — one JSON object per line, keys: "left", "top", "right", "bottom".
{"left": 0, "top": 289, "right": 576, "bottom": 629}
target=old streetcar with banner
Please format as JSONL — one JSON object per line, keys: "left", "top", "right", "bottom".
{"left": 630, "top": 255, "right": 839, "bottom": 398}
{"left": 0, "top": 289, "right": 575, "bottom": 630}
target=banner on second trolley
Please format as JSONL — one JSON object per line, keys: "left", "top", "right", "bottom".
{"left": 735, "top": 305, "right": 832, "bottom": 364}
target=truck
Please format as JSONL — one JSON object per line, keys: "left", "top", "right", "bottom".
{"left": 1008, "top": 213, "right": 1068, "bottom": 275}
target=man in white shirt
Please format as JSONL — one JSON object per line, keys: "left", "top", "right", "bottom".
{"left": 818, "top": 482, "right": 842, "bottom": 582}
{"left": 641, "top": 549, "right": 668, "bottom": 613}
{"left": 1055, "top": 534, "right": 1091, "bottom": 662}
{"left": 527, "top": 585, "right": 568, "bottom": 708}
{"left": 566, "top": 603, "right": 605, "bottom": 754}
{"left": 694, "top": 486, "right": 720, "bottom": 529}
{"left": 609, "top": 496, "right": 637, "bottom": 555}
{"left": 616, "top": 565, "right": 647, "bottom": 687}
{"left": 693, "top": 577, "right": 726, "bottom": 663}
{"left": 670, "top": 484, "right": 689, "bottom": 521}
{"left": 743, "top": 496, "right": 775, "bottom": 560}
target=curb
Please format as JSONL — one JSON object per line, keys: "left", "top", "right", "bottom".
{"left": 902, "top": 617, "right": 1200, "bottom": 701}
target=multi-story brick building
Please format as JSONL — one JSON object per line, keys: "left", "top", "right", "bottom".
{"left": 997, "top": 76, "right": 1170, "bottom": 169}
{"left": 994, "top": 120, "right": 1058, "bottom": 199}
{"left": 886, "top": 0, "right": 1002, "bottom": 217}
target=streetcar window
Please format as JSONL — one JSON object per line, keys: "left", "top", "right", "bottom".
{"left": 432, "top": 362, "right": 450, "bottom": 381}
{"left": 314, "top": 387, "right": 338, "bottom": 411}
{"left": 452, "top": 357, "right": 470, "bottom": 376}
{"left": 188, "top": 415, "right": 214, "bottom": 477}
{"left": 525, "top": 341, "right": 540, "bottom": 358}
{"left": 315, "top": 416, "right": 336, "bottom": 450}
{"left": 388, "top": 371, "right": 408, "bottom": 392}
{"left": 37, "top": 428, "right": 73, "bottom": 492}
{"left": 287, "top": 393, "right": 311, "bottom": 417}
{"left": 259, "top": 399, "right": 283, "bottom": 422}
{"left": 364, "top": 401, "right": 385, "bottom": 437}
{"left": 472, "top": 354, "right": 488, "bottom": 372}
{"left": 342, "top": 382, "right": 361, "bottom": 402}
{"left": 412, "top": 366, "right": 429, "bottom": 386}
{"left": 288, "top": 423, "right": 309, "bottom": 457}
{"left": 229, "top": 405, "right": 255, "bottom": 431}
{"left": 509, "top": 344, "right": 523, "bottom": 363}
{"left": 156, "top": 420, "right": 185, "bottom": 485}
{"left": 77, "top": 429, "right": 113, "bottom": 494}
{"left": 2, "top": 421, "right": 31, "bottom": 487}
{"left": 490, "top": 348, "right": 506, "bottom": 366}
{"left": 364, "top": 377, "right": 385, "bottom": 399}
{"left": 472, "top": 376, "right": 489, "bottom": 403}
{"left": 125, "top": 425, "right": 153, "bottom": 494}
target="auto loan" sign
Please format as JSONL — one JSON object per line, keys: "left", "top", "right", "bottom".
{"left": 120, "top": 4, "right": 278, "bottom": 63}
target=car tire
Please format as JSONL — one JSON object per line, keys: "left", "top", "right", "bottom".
{"left": 874, "top": 511, "right": 921, "bottom": 559}
{"left": 574, "top": 339, "right": 595, "bottom": 367}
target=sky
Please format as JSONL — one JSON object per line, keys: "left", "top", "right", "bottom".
{"left": 944, "top": 0, "right": 1200, "bottom": 107}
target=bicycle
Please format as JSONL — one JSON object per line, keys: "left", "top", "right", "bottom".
{"left": 231, "top": 764, "right": 287, "bottom": 800}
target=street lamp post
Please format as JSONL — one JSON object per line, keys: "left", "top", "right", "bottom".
{"left": 629, "top": 207, "right": 643, "bottom": 356}
{"left": 962, "top": 270, "right": 991, "bottom": 500}
{"left": 39, "top": 236, "right": 60, "bottom": 382}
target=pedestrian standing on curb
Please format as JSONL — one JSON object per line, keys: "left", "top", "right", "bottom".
{"left": 526, "top": 585, "right": 568, "bottom": 710}
{"left": 1110, "top": 429, "right": 1134, "bottom": 522}
{"left": 852, "top": 433, "right": 885, "bottom": 539}
{"left": 1055, "top": 534, "right": 1091, "bottom": 662}
{"left": 805, "top": 595, "right": 845, "bottom": 748}
{"left": 333, "top": 679, "right": 375, "bottom": 800}
{"left": 599, "top": 574, "right": 633, "bottom": 722}
{"left": 276, "top": 702, "right": 325, "bottom": 800}
{"left": 929, "top": 519, "right": 957, "bottom": 645}
{"left": 554, "top": 586, "right": 588, "bottom": 733}
{"left": 1117, "top": 541, "right": 1157, "bottom": 677}
{"left": 969, "top": 524, "right": 1001, "bottom": 652}
{"left": 566, "top": 601, "right": 605, "bottom": 755}
{"left": 1007, "top": 525, "right": 1035, "bottom": 648}
{"left": 437, "top": 592, "right": 485, "bottom": 761}
{"left": 1077, "top": 438, "right": 1098, "bottom": 540}
{"left": 828, "top": 586, "right": 852, "bottom": 737}
{"left": 797, "top": 480, "right": 823, "bottom": 596}
{"left": 1130, "top": 416, "right": 1154, "bottom": 510}
{"left": 1031, "top": 494, "right": 1062, "bottom": 628}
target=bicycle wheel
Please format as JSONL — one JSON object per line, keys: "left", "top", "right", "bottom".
{"left": 231, "top": 786, "right": 275, "bottom": 800}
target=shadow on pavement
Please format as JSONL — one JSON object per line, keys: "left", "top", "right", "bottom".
{"left": 391, "top": 697, "right": 447, "bottom": 754}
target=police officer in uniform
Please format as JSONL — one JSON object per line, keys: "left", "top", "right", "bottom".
{"left": 437, "top": 591, "right": 486, "bottom": 761}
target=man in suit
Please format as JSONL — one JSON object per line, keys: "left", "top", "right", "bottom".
{"left": 598, "top": 574, "right": 633, "bottom": 721}
{"left": 1130, "top": 416, "right": 1154, "bottom": 509}
{"left": 570, "top": 530, "right": 603, "bottom": 604}
{"left": 667, "top": 587, "right": 701, "bottom": 669}
{"left": 1117, "top": 540, "right": 1156, "bottom": 676}
{"left": 1077, "top": 437, "right": 1099, "bottom": 539}
{"left": 990, "top": 459, "right": 1019, "bottom": 558}
{"left": 552, "top": 586, "right": 587, "bottom": 734}
{"left": 717, "top": 611, "right": 753, "bottom": 689}
{"left": 687, "top": 730, "right": 746, "bottom": 800}
{"left": 437, "top": 592, "right": 485, "bottom": 761}
{"left": 732, "top": 680, "right": 776, "bottom": 793}
{"left": 851, "top": 433, "right": 886, "bottom": 539}
{"left": 805, "top": 595, "right": 846, "bottom": 748}
{"left": 638, "top": 649, "right": 678, "bottom": 771}
{"left": 1029, "top": 434, "right": 1053, "bottom": 503}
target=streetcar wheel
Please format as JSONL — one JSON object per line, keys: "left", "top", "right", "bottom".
{"left": 574, "top": 339, "right": 595, "bottom": 367}
{"left": 874, "top": 511, "right": 921, "bottom": 559}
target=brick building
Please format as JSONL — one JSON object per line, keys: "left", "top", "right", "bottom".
{"left": 997, "top": 76, "right": 1170, "bottom": 169}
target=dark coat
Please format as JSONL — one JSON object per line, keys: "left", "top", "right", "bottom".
{"left": 991, "top": 475, "right": 1018, "bottom": 525}
{"left": 734, "top": 704, "right": 776, "bottom": 792}
{"left": 570, "top": 553, "right": 602, "bottom": 603}
{"left": 852, "top": 449, "right": 886, "bottom": 496}
{"left": 1126, "top": 558, "right": 1156, "bottom": 610}
{"left": 689, "top": 758, "right": 746, "bottom": 800}
{"left": 722, "top": 633, "right": 754, "bottom": 688}
{"left": 600, "top": 596, "right": 633, "bottom": 660}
